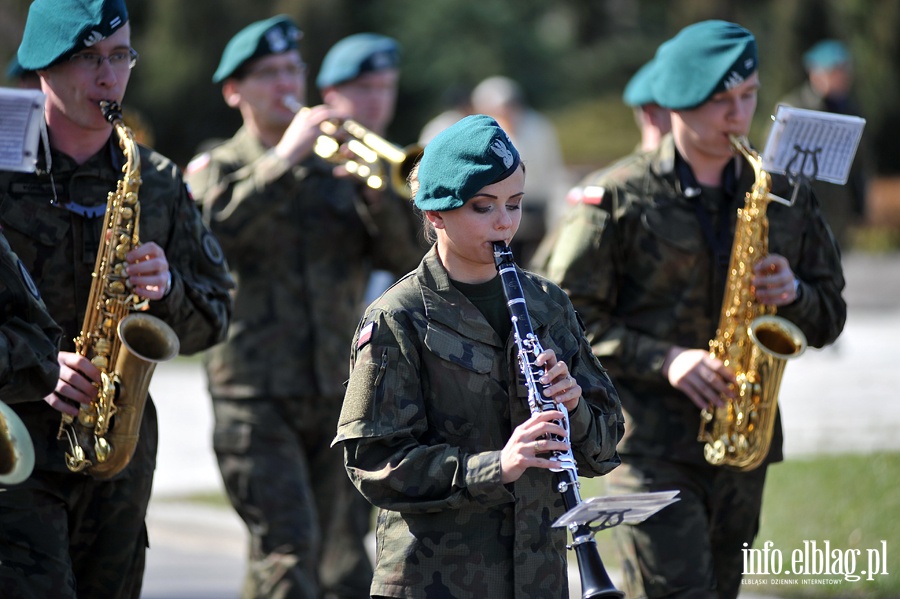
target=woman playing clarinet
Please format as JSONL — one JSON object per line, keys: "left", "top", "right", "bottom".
{"left": 333, "top": 114, "right": 624, "bottom": 598}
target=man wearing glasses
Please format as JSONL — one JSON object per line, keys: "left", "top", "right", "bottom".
{"left": 185, "top": 15, "right": 422, "bottom": 599}
{"left": 0, "top": 1, "right": 235, "bottom": 597}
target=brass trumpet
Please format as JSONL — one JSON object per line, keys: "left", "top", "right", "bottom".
{"left": 283, "top": 96, "right": 422, "bottom": 197}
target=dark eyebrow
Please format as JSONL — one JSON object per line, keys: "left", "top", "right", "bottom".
{"left": 471, "top": 192, "right": 525, "bottom": 201}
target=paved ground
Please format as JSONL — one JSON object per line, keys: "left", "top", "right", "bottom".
{"left": 140, "top": 250, "right": 900, "bottom": 599}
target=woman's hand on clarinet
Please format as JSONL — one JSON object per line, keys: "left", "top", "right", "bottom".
{"left": 500, "top": 411, "right": 570, "bottom": 484}
{"left": 536, "top": 349, "right": 581, "bottom": 412}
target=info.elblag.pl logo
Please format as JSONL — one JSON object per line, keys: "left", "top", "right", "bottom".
{"left": 742, "top": 540, "right": 890, "bottom": 586}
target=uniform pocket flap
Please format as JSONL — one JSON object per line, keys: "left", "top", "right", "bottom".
{"left": 424, "top": 323, "right": 493, "bottom": 374}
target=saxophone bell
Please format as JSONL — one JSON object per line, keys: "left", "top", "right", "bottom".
{"left": 0, "top": 401, "right": 35, "bottom": 485}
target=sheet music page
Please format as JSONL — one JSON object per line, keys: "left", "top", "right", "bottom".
{"left": 0, "top": 88, "right": 46, "bottom": 173}
{"left": 552, "top": 490, "right": 681, "bottom": 528}
{"left": 761, "top": 105, "right": 865, "bottom": 185}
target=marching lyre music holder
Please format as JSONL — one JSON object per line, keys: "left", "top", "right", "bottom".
{"left": 761, "top": 105, "right": 866, "bottom": 206}
{"left": 552, "top": 490, "right": 681, "bottom": 536}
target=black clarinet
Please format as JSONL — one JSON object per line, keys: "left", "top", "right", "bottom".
{"left": 492, "top": 242, "right": 624, "bottom": 599}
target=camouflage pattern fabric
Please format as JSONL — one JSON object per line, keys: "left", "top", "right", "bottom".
{"left": 0, "top": 400, "right": 158, "bottom": 599}
{"left": 0, "top": 232, "right": 60, "bottom": 402}
{"left": 186, "top": 125, "right": 424, "bottom": 400}
{"left": 542, "top": 134, "right": 846, "bottom": 598}
{"left": 212, "top": 396, "right": 372, "bottom": 599}
{"left": 608, "top": 457, "right": 767, "bottom": 599}
{"left": 0, "top": 136, "right": 234, "bottom": 599}
{"left": 544, "top": 134, "right": 846, "bottom": 466}
{"left": 186, "top": 125, "right": 423, "bottom": 599}
{"left": 334, "top": 248, "right": 624, "bottom": 599}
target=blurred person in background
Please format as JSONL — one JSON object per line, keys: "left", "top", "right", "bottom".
{"left": 186, "top": 17, "right": 422, "bottom": 599}
{"left": 623, "top": 58, "right": 672, "bottom": 153}
{"left": 530, "top": 58, "right": 670, "bottom": 273}
{"left": 418, "top": 84, "right": 473, "bottom": 145}
{"left": 317, "top": 32, "right": 427, "bottom": 304}
{"left": 777, "top": 39, "right": 870, "bottom": 254}
{"left": 471, "top": 76, "right": 569, "bottom": 265}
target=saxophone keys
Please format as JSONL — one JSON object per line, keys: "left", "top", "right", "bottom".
{"left": 77, "top": 408, "right": 96, "bottom": 428}
{"left": 94, "top": 437, "right": 111, "bottom": 463}
{"left": 94, "top": 337, "right": 111, "bottom": 354}
{"left": 109, "top": 280, "right": 126, "bottom": 295}
{"left": 65, "top": 448, "right": 91, "bottom": 472}
{"left": 90, "top": 355, "right": 109, "bottom": 370}
{"left": 120, "top": 206, "right": 134, "bottom": 219}
{"left": 704, "top": 439, "right": 727, "bottom": 465}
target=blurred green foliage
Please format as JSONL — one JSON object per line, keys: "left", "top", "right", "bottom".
{"left": 3, "top": 0, "right": 899, "bottom": 174}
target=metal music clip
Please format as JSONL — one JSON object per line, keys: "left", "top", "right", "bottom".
{"left": 781, "top": 144, "right": 822, "bottom": 206}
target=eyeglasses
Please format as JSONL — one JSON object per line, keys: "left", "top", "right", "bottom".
{"left": 245, "top": 62, "right": 307, "bottom": 82}
{"left": 68, "top": 48, "right": 139, "bottom": 71}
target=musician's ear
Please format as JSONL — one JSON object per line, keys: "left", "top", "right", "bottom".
{"left": 425, "top": 210, "right": 445, "bottom": 229}
{"left": 222, "top": 81, "right": 241, "bottom": 109}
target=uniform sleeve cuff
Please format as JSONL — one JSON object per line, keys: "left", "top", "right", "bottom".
{"left": 465, "top": 450, "right": 514, "bottom": 505}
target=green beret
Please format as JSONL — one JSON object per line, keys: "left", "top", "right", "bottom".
{"left": 649, "top": 20, "right": 758, "bottom": 110}
{"left": 213, "top": 15, "right": 302, "bottom": 83}
{"left": 622, "top": 60, "right": 657, "bottom": 107}
{"left": 415, "top": 114, "right": 521, "bottom": 212}
{"left": 804, "top": 40, "right": 850, "bottom": 70}
{"left": 17, "top": 0, "right": 128, "bottom": 71}
{"left": 316, "top": 33, "right": 400, "bottom": 89}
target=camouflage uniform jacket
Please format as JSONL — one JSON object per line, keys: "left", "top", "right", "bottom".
{"left": 0, "top": 232, "right": 60, "bottom": 403}
{"left": 334, "top": 247, "right": 624, "bottom": 598}
{"left": 544, "top": 135, "right": 846, "bottom": 466}
{"left": 186, "top": 126, "right": 423, "bottom": 399}
{"left": 0, "top": 137, "right": 235, "bottom": 473}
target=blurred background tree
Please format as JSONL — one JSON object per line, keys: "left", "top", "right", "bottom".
{"left": 3, "top": 0, "right": 899, "bottom": 181}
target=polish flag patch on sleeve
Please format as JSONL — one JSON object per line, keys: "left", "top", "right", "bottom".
{"left": 185, "top": 153, "right": 211, "bottom": 175}
{"left": 581, "top": 185, "right": 605, "bottom": 205}
{"left": 357, "top": 322, "right": 375, "bottom": 349}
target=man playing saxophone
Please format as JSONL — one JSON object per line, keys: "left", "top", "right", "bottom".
{"left": 0, "top": 1, "right": 234, "bottom": 597}
{"left": 543, "top": 20, "right": 846, "bottom": 599}
{"left": 185, "top": 16, "right": 422, "bottom": 599}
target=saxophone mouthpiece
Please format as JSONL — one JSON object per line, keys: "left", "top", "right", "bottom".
{"left": 99, "top": 100, "right": 123, "bottom": 124}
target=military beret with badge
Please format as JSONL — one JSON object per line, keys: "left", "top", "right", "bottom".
{"left": 316, "top": 33, "right": 400, "bottom": 89}
{"left": 212, "top": 14, "right": 303, "bottom": 83}
{"left": 17, "top": 0, "right": 129, "bottom": 70}
{"left": 414, "top": 114, "right": 521, "bottom": 212}
{"left": 648, "top": 20, "right": 758, "bottom": 111}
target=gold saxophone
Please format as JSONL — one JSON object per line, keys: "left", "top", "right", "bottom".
{"left": 57, "top": 101, "right": 180, "bottom": 479}
{"left": 697, "top": 135, "right": 807, "bottom": 471}
{"left": 1, "top": 400, "right": 35, "bottom": 485}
